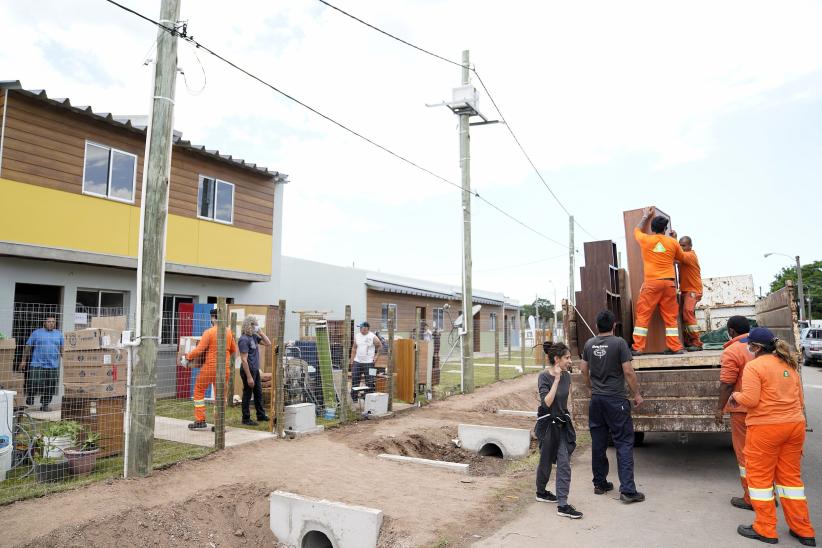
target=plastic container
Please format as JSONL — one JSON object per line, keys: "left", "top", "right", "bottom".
{"left": 323, "top": 407, "right": 336, "bottom": 420}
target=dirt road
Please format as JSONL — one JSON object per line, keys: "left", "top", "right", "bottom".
{"left": 2, "top": 373, "right": 543, "bottom": 547}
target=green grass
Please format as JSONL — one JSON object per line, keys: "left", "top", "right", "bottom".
{"left": 0, "top": 439, "right": 213, "bottom": 506}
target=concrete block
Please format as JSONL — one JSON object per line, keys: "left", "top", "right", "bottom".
{"left": 363, "top": 392, "right": 388, "bottom": 415}
{"left": 270, "top": 491, "right": 383, "bottom": 548}
{"left": 285, "top": 425, "right": 325, "bottom": 439}
{"left": 496, "top": 409, "right": 538, "bottom": 418}
{"left": 458, "top": 423, "right": 531, "bottom": 459}
{"left": 377, "top": 453, "right": 469, "bottom": 474}
{"left": 285, "top": 403, "right": 317, "bottom": 432}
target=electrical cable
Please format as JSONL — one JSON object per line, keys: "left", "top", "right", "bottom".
{"left": 102, "top": 0, "right": 564, "bottom": 247}
{"left": 315, "top": 0, "right": 598, "bottom": 240}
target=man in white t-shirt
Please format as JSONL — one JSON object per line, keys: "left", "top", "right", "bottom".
{"left": 350, "top": 321, "right": 382, "bottom": 400}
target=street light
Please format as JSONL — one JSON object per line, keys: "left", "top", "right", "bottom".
{"left": 765, "top": 252, "right": 806, "bottom": 321}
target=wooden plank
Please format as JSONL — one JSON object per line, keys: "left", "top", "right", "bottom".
{"left": 756, "top": 308, "right": 794, "bottom": 329}
{"left": 570, "top": 397, "right": 717, "bottom": 416}
{"left": 573, "top": 415, "right": 730, "bottom": 433}
{"left": 755, "top": 285, "right": 791, "bottom": 315}
{"left": 393, "top": 339, "right": 415, "bottom": 403}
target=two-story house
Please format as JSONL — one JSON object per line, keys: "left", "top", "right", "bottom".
{"left": 0, "top": 81, "right": 288, "bottom": 346}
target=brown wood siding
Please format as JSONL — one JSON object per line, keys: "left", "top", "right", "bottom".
{"left": 2, "top": 91, "right": 275, "bottom": 234}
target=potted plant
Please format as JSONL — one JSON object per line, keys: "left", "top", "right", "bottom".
{"left": 64, "top": 430, "right": 100, "bottom": 475}
{"left": 33, "top": 438, "right": 69, "bottom": 483}
{"left": 41, "top": 420, "right": 83, "bottom": 459}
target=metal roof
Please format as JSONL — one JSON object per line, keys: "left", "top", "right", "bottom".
{"left": 366, "top": 272, "right": 519, "bottom": 308}
{"left": 365, "top": 279, "right": 455, "bottom": 301}
{"left": 0, "top": 81, "right": 288, "bottom": 181}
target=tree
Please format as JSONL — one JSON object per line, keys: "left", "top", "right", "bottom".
{"left": 770, "top": 259, "right": 822, "bottom": 320}
{"left": 521, "top": 297, "right": 555, "bottom": 324}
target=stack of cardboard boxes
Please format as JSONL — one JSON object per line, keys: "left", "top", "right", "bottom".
{"left": 61, "top": 317, "right": 128, "bottom": 458}
{"left": 0, "top": 338, "right": 24, "bottom": 407}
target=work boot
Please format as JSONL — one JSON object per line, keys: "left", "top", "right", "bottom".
{"left": 536, "top": 491, "right": 558, "bottom": 503}
{"left": 557, "top": 504, "right": 583, "bottom": 519}
{"left": 664, "top": 349, "right": 686, "bottom": 355}
{"left": 631, "top": 350, "right": 644, "bottom": 357}
{"left": 187, "top": 421, "right": 208, "bottom": 430}
{"left": 686, "top": 346, "right": 703, "bottom": 352}
{"left": 594, "top": 482, "right": 614, "bottom": 495}
{"left": 731, "top": 497, "right": 754, "bottom": 510}
{"left": 790, "top": 530, "right": 817, "bottom": 547}
{"left": 620, "top": 492, "right": 646, "bottom": 504}
{"left": 242, "top": 419, "right": 258, "bottom": 426}
{"left": 737, "top": 525, "right": 777, "bottom": 544}
{"left": 257, "top": 415, "right": 270, "bottom": 422}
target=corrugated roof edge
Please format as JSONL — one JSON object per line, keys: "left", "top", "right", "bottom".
{"left": 0, "top": 80, "right": 288, "bottom": 182}
{"left": 366, "top": 271, "right": 519, "bottom": 308}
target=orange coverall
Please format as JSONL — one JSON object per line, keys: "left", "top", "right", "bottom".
{"left": 632, "top": 227, "right": 685, "bottom": 352}
{"left": 720, "top": 334, "right": 754, "bottom": 504}
{"left": 732, "top": 354, "right": 814, "bottom": 540}
{"left": 185, "top": 326, "right": 238, "bottom": 423}
{"left": 678, "top": 250, "right": 703, "bottom": 348}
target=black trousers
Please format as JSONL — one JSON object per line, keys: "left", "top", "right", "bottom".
{"left": 26, "top": 367, "right": 59, "bottom": 406}
{"left": 240, "top": 368, "right": 266, "bottom": 421}
{"left": 350, "top": 361, "right": 375, "bottom": 399}
{"left": 589, "top": 394, "right": 637, "bottom": 494}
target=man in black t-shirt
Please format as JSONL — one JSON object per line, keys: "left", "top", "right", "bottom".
{"left": 238, "top": 315, "right": 272, "bottom": 426}
{"left": 580, "top": 310, "right": 646, "bottom": 503}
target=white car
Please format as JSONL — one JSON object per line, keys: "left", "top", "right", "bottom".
{"left": 800, "top": 328, "right": 822, "bottom": 365}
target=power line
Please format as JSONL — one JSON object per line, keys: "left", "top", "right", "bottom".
{"left": 102, "top": 0, "right": 563, "bottom": 247}
{"left": 315, "top": 0, "right": 598, "bottom": 240}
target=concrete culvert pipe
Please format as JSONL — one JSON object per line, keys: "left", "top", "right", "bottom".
{"left": 302, "top": 530, "right": 333, "bottom": 548}
{"left": 478, "top": 442, "right": 504, "bottom": 458}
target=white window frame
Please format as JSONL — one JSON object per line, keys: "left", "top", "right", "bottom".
{"left": 381, "top": 303, "right": 397, "bottom": 330}
{"left": 197, "top": 175, "right": 235, "bottom": 225}
{"left": 490, "top": 312, "right": 497, "bottom": 332}
{"left": 81, "top": 140, "right": 137, "bottom": 204}
{"left": 433, "top": 308, "right": 444, "bottom": 330}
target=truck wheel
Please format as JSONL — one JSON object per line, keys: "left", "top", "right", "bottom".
{"left": 634, "top": 432, "right": 645, "bottom": 446}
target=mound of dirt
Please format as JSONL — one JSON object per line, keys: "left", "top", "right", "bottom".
{"left": 473, "top": 390, "right": 540, "bottom": 414}
{"left": 23, "top": 484, "right": 279, "bottom": 548}
{"left": 364, "top": 425, "right": 508, "bottom": 476}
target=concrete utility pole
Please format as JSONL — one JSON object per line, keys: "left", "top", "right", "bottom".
{"left": 568, "top": 215, "right": 575, "bottom": 305}
{"left": 460, "top": 49, "right": 475, "bottom": 393}
{"left": 128, "top": 0, "right": 180, "bottom": 478}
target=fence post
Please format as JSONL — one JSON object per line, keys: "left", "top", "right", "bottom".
{"left": 494, "top": 308, "right": 501, "bottom": 382}
{"left": 275, "top": 299, "right": 286, "bottom": 437}
{"left": 228, "top": 312, "right": 237, "bottom": 407}
{"left": 268, "top": 303, "right": 279, "bottom": 433}
{"left": 507, "top": 313, "right": 512, "bottom": 362}
{"left": 520, "top": 315, "right": 526, "bottom": 374}
{"left": 341, "top": 305, "right": 351, "bottom": 423}
{"left": 387, "top": 307, "right": 395, "bottom": 411}
{"left": 215, "top": 297, "right": 226, "bottom": 450}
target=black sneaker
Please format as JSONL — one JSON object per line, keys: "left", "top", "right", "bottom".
{"left": 594, "top": 482, "right": 614, "bottom": 495}
{"left": 631, "top": 349, "right": 644, "bottom": 357}
{"left": 686, "top": 346, "right": 703, "bottom": 352}
{"left": 664, "top": 349, "right": 686, "bottom": 355}
{"left": 557, "top": 504, "right": 583, "bottom": 519}
{"left": 257, "top": 415, "right": 270, "bottom": 422}
{"left": 242, "top": 419, "right": 258, "bottom": 426}
{"left": 731, "top": 497, "right": 753, "bottom": 510}
{"left": 620, "top": 491, "right": 646, "bottom": 504}
{"left": 187, "top": 421, "right": 208, "bottom": 430}
{"left": 536, "top": 491, "right": 558, "bottom": 503}
{"left": 737, "top": 525, "right": 777, "bottom": 544}
{"left": 791, "top": 530, "right": 817, "bottom": 547}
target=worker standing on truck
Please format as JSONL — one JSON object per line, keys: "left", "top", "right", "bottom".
{"left": 631, "top": 206, "right": 686, "bottom": 356}
{"left": 729, "top": 327, "right": 815, "bottom": 546}
{"left": 580, "top": 310, "right": 645, "bottom": 504}
{"left": 678, "top": 236, "right": 703, "bottom": 351}
{"left": 715, "top": 316, "right": 755, "bottom": 511}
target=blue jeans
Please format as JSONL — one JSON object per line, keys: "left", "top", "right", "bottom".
{"left": 589, "top": 394, "right": 637, "bottom": 494}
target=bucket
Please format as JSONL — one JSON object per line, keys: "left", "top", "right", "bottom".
{"left": 323, "top": 407, "right": 336, "bottom": 420}
{"left": 43, "top": 435, "right": 73, "bottom": 459}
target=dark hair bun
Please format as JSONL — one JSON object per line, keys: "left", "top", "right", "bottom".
{"left": 542, "top": 341, "right": 553, "bottom": 354}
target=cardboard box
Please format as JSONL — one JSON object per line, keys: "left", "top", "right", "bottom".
{"left": 0, "top": 338, "right": 16, "bottom": 376}
{"left": 63, "top": 349, "right": 126, "bottom": 367}
{"left": 0, "top": 371, "right": 25, "bottom": 392}
{"left": 0, "top": 338, "right": 16, "bottom": 350}
{"left": 63, "top": 364, "right": 124, "bottom": 383}
{"left": 91, "top": 315, "right": 128, "bottom": 331}
{"left": 65, "top": 328, "right": 122, "bottom": 351}
{"left": 177, "top": 336, "right": 203, "bottom": 368}
{"left": 63, "top": 381, "right": 126, "bottom": 398}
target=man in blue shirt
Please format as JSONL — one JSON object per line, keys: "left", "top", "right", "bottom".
{"left": 21, "top": 316, "right": 64, "bottom": 411}
{"left": 238, "top": 315, "right": 271, "bottom": 426}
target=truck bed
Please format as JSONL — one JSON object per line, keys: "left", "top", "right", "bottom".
{"left": 630, "top": 349, "right": 723, "bottom": 369}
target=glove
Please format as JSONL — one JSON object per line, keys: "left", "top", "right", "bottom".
{"left": 180, "top": 355, "right": 190, "bottom": 368}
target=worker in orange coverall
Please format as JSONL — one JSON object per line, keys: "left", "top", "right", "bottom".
{"left": 181, "top": 307, "right": 238, "bottom": 430}
{"left": 677, "top": 235, "right": 703, "bottom": 351}
{"left": 715, "top": 316, "right": 755, "bottom": 511}
{"left": 631, "top": 206, "right": 686, "bottom": 356}
{"left": 729, "top": 327, "right": 815, "bottom": 546}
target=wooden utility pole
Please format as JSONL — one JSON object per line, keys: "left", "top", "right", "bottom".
{"left": 386, "top": 307, "right": 396, "bottom": 411}
{"left": 127, "top": 0, "right": 180, "bottom": 478}
{"left": 341, "top": 305, "right": 351, "bottom": 423}
{"left": 414, "top": 307, "right": 421, "bottom": 403}
{"left": 274, "top": 299, "right": 286, "bottom": 437}
{"left": 214, "top": 298, "right": 226, "bottom": 449}
{"left": 460, "top": 49, "right": 475, "bottom": 394}
{"left": 494, "top": 307, "right": 501, "bottom": 382}
{"left": 520, "top": 315, "right": 526, "bottom": 374}
{"left": 569, "top": 215, "right": 575, "bottom": 305}
{"left": 268, "top": 306, "right": 278, "bottom": 432}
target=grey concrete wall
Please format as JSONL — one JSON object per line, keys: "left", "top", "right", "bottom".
{"left": 278, "top": 256, "right": 367, "bottom": 341}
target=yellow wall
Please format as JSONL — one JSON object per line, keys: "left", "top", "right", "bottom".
{"left": 0, "top": 178, "right": 272, "bottom": 276}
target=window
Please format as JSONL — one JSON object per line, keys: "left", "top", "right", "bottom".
{"left": 162, "top": 294, "right": 195, "bottom": 344}
{"left": 206, "top": 296, "right": 235, "bottom": 304}
{"left": 381, "top": 303, "right": 397, "bottom": 330}
{"left": 490, "top": 312, "right": 497, "bottom": 332}
{"left": 433, "top": 308, "right": 444, "bottom": 330}
{"left": 75, "top": 289, "right": 127, "bottom": 322}
{"left": 82, "top": 141, "right": 137, "bottom": 202}
{"left": 198, "top": 176, "right": 234, "bottom": 224}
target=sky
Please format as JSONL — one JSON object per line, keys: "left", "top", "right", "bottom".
{"left": 3, "top": 0, "right": 822, "bottom": 307}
